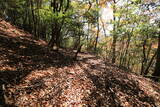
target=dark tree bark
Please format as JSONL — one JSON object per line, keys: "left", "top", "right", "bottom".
{"left": 144, "top": 51, "right": 157, "bottom": 75}
{"left": 30, "top": 0, "right": 37, "bottom": 37}
{"left": 152, "top": 34, "right": 160, "bottom": 81}
{"left": 141, "top": 40, "right": 147, "bottom": 75}
{"left": 112, "top": 35, "right": 116, "bottom": 63}
{"left": 111, "top": 0, "right": 117, "bottom": 64}
{"left": 74, "top": 44, "right": 83, "bottom": 60}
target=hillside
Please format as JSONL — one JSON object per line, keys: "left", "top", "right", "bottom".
{"left": 0, "top": 19, "right": 160, "bottom": 107}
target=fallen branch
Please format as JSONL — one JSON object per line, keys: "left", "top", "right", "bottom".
{"left": 144, "top": 75, "right": 160, "bottom": 80}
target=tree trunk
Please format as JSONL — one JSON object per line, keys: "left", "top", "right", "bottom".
{"left": 112, "top": 35, "right": 116, "bottom": 63}
{"left": 152, "top": 34, "right": 160, "bottom": 81}
{"left": 144, "top": 51, "right": 157, "bottom": 75}
{"left": 122, "top": 33, "right": 131, "bottom": 66}
{"left": 94, "top": 22, "right": 99, "bottom": 51}
{"left": 48, "top": 24, "right": 56, "bottom": 48}
{"left": 141, "top": 40, "right": 147, "bottom": 75}
{"left": 30, "top": 0, "right": 37, "bottom": 37}
{"left": 111, "top": 0, "right": 116, "bottom": 64}
{"left": 74, "top": 44, "right": 83, "bottom": 60}
{"left": 94, "top": 0, "right": 99, "bottom": 51}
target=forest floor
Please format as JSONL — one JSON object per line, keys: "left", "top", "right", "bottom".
{"left": 0, "top": 19, "right": 160, "bottom": 107}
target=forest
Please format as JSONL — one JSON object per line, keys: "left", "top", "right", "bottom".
{"left": 0, "top": 0, "right": 160, "bottom": 106}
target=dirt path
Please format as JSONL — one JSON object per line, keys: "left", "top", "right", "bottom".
{"left": 2, "top": 53, "right": 160, "bottom": 107}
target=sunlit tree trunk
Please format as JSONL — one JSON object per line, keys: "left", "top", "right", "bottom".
{"left": 94, "top": 0, "right": 99, "bottom": 51}
{"left": 94, "top": 21, "right": 100, "bottom": 51}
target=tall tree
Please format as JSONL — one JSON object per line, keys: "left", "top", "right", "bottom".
{"left": 111, "top": 0, "right": 117, "bottom": 63}
{"left": 48, "top": 0, "right": 70, "bottom": 50}
{"left": 94, "top": 0, "right": 100, "bottom": 51}
{"left": 152, "top": 31, "right": 160, "bottom": 81}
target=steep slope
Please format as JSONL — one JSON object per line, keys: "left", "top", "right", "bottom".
{"left": 0, "top": 19, "right": 160, "bottom": 107}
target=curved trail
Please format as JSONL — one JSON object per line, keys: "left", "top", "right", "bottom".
{"left": 3, "top": 53, "right": 160, "bottom": 106}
